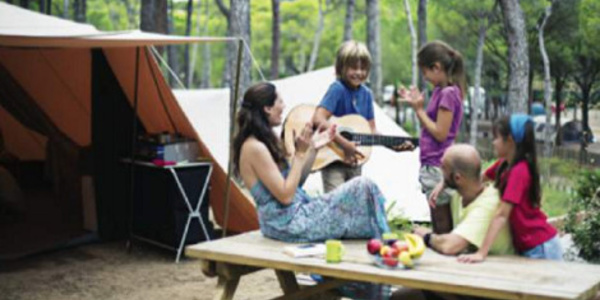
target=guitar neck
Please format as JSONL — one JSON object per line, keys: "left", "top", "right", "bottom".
{"left": 346, "top": 133, "right": 418, "bottom": 147}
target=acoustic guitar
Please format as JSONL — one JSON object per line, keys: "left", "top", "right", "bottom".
{"left": 282, "top": 104, "right": 419, "bottom": 171}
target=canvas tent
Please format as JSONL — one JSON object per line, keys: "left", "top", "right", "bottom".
{"left": 0, "top": 2, "right": 257, "bottom": 258}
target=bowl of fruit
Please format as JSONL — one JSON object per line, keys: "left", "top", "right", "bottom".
{"left": 366, "top": 233, "right": 425, "bottom": 270}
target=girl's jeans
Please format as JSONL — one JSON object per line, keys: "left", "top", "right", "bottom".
{"left": 522, "top": 235, "right": 563, "bottom": 261}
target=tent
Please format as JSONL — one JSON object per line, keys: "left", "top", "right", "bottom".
{"left": 0, "top": 2, "right": 254, "bottom": 258}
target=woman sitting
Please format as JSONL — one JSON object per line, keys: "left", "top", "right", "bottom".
{"left": 233, "top": 82, "right": 390, "bottom": 242}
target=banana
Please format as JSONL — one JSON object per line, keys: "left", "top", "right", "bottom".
{"left": 404, "top": 233, "right": 425, "bottom": 259}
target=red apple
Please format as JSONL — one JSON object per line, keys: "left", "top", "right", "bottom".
{"left": 392, "top": 241, "right": 410, "bottom": 253}
{"left": 382, "top": 257, "right": 399, "bottom": 267}
{"left": 367, "top": 239, "right": 382, "bottom": 255}
{"left": 389, "top": 247, "right": 400, "bottom": 258}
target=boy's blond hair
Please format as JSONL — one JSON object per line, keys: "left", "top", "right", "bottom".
{"left": 335, "top": 40, "right": 371, "bottom": 81}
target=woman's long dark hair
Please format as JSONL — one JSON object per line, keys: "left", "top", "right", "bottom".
{"left": 233, "top": 82, "right": 286, "bottom": 175}
{"left": 493, "top": 116, "right": 541, "bottom": 208}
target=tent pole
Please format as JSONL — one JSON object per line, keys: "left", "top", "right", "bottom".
{"left": 127, "top": 47, "right": 141, "bottom": 248}
{"left": 223, "top": 38, "right": 244, "bottom": 238}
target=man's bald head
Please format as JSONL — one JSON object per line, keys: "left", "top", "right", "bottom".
{"left": 442, "top": 144, "right": 481, "bottom": 181}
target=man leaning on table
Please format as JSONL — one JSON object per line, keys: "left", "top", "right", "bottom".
{"left": 392, "top": 144, "right": 514, "bottom": 300}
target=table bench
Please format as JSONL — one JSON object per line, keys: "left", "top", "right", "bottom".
{"left": 186, "top": 231, "right": 600, "bottom": 300}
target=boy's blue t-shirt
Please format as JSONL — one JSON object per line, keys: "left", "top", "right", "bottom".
{"left": 318, "top": 80, "right": 375, "bottom": 120}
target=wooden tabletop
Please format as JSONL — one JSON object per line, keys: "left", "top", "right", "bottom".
{"left": 186, "top": 231, "right": 600, "bottom": 300}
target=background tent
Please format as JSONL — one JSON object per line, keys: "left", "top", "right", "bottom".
{"left": 0, "top": 2, "right": 249, "bottom": 258}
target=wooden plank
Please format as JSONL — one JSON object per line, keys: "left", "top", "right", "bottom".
{"left": 187, "top": 231, "right": 600, "bottom": 300}
{"left": 270, "top": 279, "right": 346, "bottom": 300}
{"left": 213, "top": 276, "right": 240, "bottom": 300}
{"left": 275, "top": 270, "right": 300, "bottom": 294}
{"left": 215, "top": 262, "right": 262, "bottom": 280}
{"left": 201, "top": 260, "right": 217, "bottom": 277}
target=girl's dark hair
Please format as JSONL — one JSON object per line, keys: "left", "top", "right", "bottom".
{"left": 232, "top": 82, "right": 286, "bottom": 175}
{"left": 493, "top": 115, "right": 541, "bottom": 208}
{"left": 417, "top": 40, "right": 467, "bottom": 97}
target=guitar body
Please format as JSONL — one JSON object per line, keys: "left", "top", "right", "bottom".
{"left": 283, "top": 104, "right": 372, "bottom": 171}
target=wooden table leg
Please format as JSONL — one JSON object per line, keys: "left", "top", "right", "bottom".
{"left": 275, "top": 270, "right": 300, "bottom": 295}
{"left": 270, "top": 276, "right": 346, "bottom": 300}
{"left": 213, "top": 275, "right": 240, "bottom": 300}
{"left": 209, "top": 261, "right": 263, "bottom": 300}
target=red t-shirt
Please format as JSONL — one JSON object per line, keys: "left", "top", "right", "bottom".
{"left": 485, "top": 160, "right": 557, "bottom": 252}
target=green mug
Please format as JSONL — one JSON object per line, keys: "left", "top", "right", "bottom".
{"left": 326, "top": 240, "right": 345, "bottom": 263}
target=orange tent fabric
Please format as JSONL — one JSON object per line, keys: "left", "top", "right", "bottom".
{"left": 0, "top": 2, "right": 257, "bottom": 233}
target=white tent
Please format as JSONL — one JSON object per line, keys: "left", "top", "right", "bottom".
{"left": 175, "top": 67, "right": 429, "bottom": 222}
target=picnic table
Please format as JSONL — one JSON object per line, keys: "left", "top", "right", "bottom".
{"left": 186, "top": 231, "right": 600, "bottom": 300}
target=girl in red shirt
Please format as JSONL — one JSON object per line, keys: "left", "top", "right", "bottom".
{"left": 458, "top": 114, "right": 562, "bottom": 263}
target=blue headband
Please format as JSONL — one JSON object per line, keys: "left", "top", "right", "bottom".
{"left": 510, "top": 114, "right": 533, "bottom": 144}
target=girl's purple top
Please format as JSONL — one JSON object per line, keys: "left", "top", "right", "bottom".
{"left": 419, "top": 85, "right": 463, "bottom": 167}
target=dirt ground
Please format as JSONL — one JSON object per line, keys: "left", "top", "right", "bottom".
{"left": 0, "top": 240, "right": 285, "bottom": 300}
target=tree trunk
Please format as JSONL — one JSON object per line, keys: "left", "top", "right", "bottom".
{"left": 527, "top": 65, "right": 534, "bottom": 115}
{"left": 200, "top": 0, "right": 211, "bottom": 88}
{"left": 120, "top": 0, "right": 136, "bottom": 28}
{"left": 367, "top": 0, "right": 382, "bottom": 106}
{"left": 271, "top": 0, "right": 280, "bottom": 79}
{"left": 63, "top": 0, "right": 68, "bottom": 19}
{"left": 343, "top": 0, "right": 355, "bottom": 42}
{"left": 184, "top": 0, "right": 193, "bottom": 88}
{"left": 39, "top": 0, "right": 45, "bottom": 13}
{"left": 19, "top": 0, "right": 28, "bottom": 8}
{"left": 73, "top": 0, "right": 85, "bottom": 22}
{"left": 554, "top": 78, "right": 564, "bottom": 146}
{"left": 307, "top": 0, "right": 324, "bottom": 72}
{"left": 538, "top": 3, "right": 553, "bottom": 157}
{"left": 404, "top": 0, "right": 418, "bottom": 129}
{"left": 403, "top": 0, "right": 417, "bottom": 87}
{"left": 141, "top": 0, "right": 168, "bottom": 34}
{"left": 418, "top": 0, "right": 427, "bottom": 99}
{"left": 165, "top": 0, "right": 180, "bottom": 87}
{"left": 285, "top": 56, "right": 301, "bottom": 75}
{"left": 189, "top": 0, "right": 201, "bottom": 87}
{"left": 499, "top": 0, "right": 529, "bottom": 114}
{"left": 190, "top": 0, "right": 211, "bottom": 88}
{"left": 46, "top": 0, "right": 51, "bottom": 14}
{"left": 471, "top": 12, "right": 487, "bottom": 146}
{"left": 229, "top": 0, "right": 251, "bottom": 101}
{"left": 573, "top": 55, "right": 600, "bottom": 151}
{"left": 215, "top": 0, "right": 231, "bottom": 88}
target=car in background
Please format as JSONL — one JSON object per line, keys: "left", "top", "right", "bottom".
{"left": 533, "top": 115, "right": 595, "bottom": 145}
{"left": 383, "top": 85, "right": 395, "bottom": 104}
{"left": 466, "top": 86, "right": 486, "bottom": 119}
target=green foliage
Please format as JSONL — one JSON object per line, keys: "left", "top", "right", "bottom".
{"left": 539, "top": 157, "right": 578, "bottom": 183}
{"left": 385, "top": 200, "right": 413, "bottom": 235}
{"left": 541, "top": 185, "right": 570, "bottom": 218}
{"left": 37, "top": 0, "right": 598, "bottom": 106}
{"left": 565, "top": 168, "right": 600, "bottom": 263}
{"left": 580, "top": 0, "right": 600, "bottom": 53}
{"left": 402, "top": 120, "right": 418, "bottom": 137}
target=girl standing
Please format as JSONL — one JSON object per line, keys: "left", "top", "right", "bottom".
{"left": 398, "top": 41, "right": 466, "bottom": 234}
